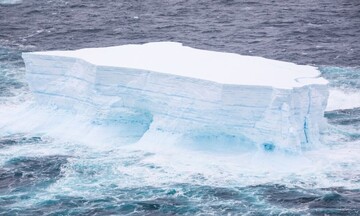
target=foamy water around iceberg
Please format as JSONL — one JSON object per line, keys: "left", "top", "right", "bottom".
{"left": 0, "top": 51, "right": 360, "bottom": 215}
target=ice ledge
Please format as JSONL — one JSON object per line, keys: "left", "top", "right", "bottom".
{"left": 31, "top": 42, "right": 327, "bottom": 89}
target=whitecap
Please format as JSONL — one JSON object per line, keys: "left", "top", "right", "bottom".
{"left": 326, "top": 89, "right": 360, "bottom": 111}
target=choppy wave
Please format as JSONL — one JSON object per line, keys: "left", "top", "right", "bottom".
{"left": 1, "top": 0, "right": 359, "bottom": 67}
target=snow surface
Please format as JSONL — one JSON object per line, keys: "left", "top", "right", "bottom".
{"left": 34, "top": 42, "right": 327, "bottom": 89}
{"left": 22, "top": 42, "right": 329, "bottom": 153}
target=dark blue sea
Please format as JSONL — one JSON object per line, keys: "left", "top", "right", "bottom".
{"left": 0, "top": 0, "right": 359, "bottom": 215}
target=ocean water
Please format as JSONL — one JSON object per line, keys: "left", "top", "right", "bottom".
{"left": 0, "top": 0, "right": 359, "bottom": 215}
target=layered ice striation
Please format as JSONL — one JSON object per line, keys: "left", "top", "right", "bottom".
{"left": 22, "top": 42, "right": 329, "bottom": 152}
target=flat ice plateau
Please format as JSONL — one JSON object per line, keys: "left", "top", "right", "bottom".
{"left": 22, "top": 42, "right": 329, "bottom": 153}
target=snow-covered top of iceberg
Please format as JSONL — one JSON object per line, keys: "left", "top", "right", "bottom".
{"left": 34, "top": 42, "right": 328, "bottom": 89}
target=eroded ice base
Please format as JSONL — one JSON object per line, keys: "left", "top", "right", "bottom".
{"left": 22, "top": 42, "right": 329, "bottom": 153}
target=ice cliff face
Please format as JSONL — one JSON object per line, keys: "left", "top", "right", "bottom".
{"left": 22, "top": 42, "right": 329, "bottom": 153}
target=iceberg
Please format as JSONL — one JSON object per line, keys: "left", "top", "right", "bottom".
{"left": 22, "top": 42, "right": 329, "bottom": 152}
{"left": 0, "top": 0, "right": 22, "bottom": 5}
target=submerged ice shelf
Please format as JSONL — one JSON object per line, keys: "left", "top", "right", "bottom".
{"left": 22, "top": 42, "right": 329, "bottom": 152}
